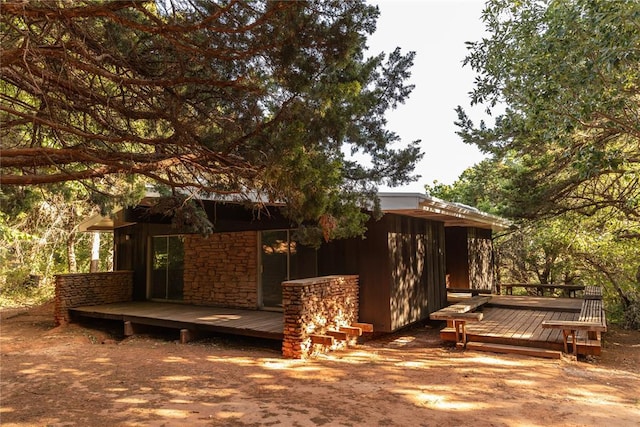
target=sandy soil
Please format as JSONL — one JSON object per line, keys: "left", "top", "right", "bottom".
{"left": 1, "top": 302, "right": 639, "bottom": 427}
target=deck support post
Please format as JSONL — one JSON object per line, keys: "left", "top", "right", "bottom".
{"left": 180, "top": 329, "right": 193, "bottom": 344}
{"left": 124, "top": 320, "right": 134, "bottom": 337}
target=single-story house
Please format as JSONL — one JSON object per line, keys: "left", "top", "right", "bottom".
{"left": 73, "top": 192, "right": 509, "bottom": 335}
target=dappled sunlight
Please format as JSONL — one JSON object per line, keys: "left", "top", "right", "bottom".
{"left": 156, "top": 375, "right": 193, "bottom": 382}
{"left": 205, "top": 355, "right": 257, "bottom": 367}
{"left": 115, "top": 397, "right": 150, "bottom": 405}
{"left": 151, "top": 408, "right": 193, "bottom": 419}
{"left": 18, "top": 363, "right": 56, "bottom": 376}
{"left": 504, "top": 378, "right": 536, "bottom": 387}
{"left": 162, "top": 356, "right": 194, "bottom": 364}
{"left": 198, "top": 314, "right": 242, "bottom": 321}
{"left": 60, "top": 367, "right": 86, "bottom": 376}
{"left": 393, "top": 388, "right": 489, "bottom": 411}
{"left": 261, "top": 384, "right": 288, "bottom": 391}
{"left": 3, "top": 304, "right": 639, "bottom": 427}
{"left": 394, "top": 360, "right": 429, "bottom": 369}
{"left": 387, "top": 335, "right": 416, "bottom": 346}
{"left": 261, "top": 359, "right": 307, "bottom": 370}
{"left": 461, "top": 354, "right": 530, "bottom": 367}
{"left": 246, "top": 373, "right": 273, "bottom": 379}
{"left": 216, "top": 410, "right": 245, "bottom": 419}
{"left": 566, "top": 384, "right": 634, "bottom": 406}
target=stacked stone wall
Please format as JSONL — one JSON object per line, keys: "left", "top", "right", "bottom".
{"left": 54, "top": 271, "right": 133, "bottom": 325}
{"left": 182, "top": 232, "right": 258, "bottom": 308}
{"left": 282, "top": 275, "right": 359, "bottom": 359}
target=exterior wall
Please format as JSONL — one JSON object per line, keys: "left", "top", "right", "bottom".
{"left": 445, "top": 227, "right": 470, "bottom": 289}
{"left": 468, "top": 228, "right": 495, "bottom": 292}
{"left": 54, "top": 271, "right": 133, "bottom": 325}
{"left": 318, "top": 214, "right": 447, "bottom": 334}
{"left": 388, "top": 216, "right": 447, "bottom": 331}
{"left": 182, "top": 232, "right": 258, "bottom": 309}
{"left": 445, "top": 227, "right": 495, "bottom": 292}
{"left": 282, "top": 275, "right": 359, "bottom": 359}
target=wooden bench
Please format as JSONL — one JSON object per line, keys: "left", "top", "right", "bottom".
{"left": 542, "top": 290, "right": 607, "bottom": 355}
{"left": 584, "top": 285, "right": 603, "bottom": 300}
{"left": 446, "top": 288, "right": 492, "bottom": 296}
{"left": 501, "top": 283, "right": 585, "bottom": 297}
{"left": 430, "top": 296, "right": 490, "bottom": 348}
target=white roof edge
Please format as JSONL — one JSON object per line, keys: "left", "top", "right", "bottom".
{"left": 377, "top": 192, "right": 511, "bottom": 231}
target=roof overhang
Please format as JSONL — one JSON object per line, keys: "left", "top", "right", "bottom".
{"left": 77, "top": 209, "right": 136, "bottom": 232}
{"left": 378, "top": 192, "right": 511, "bottom": 232}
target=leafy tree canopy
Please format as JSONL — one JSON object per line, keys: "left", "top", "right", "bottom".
{"left": 456, "top": 0, "right": 640, "bottom": 220}
{"left": 0, "top": 0, "right": 422, "bottom": 239}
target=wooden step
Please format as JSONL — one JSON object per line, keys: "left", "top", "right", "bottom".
{"left": 466, "top": 342, "right": 563, "bottom": 359}
{"left": 351, "top": 322, "right": 373, "bottom": 333}
{"left": 310, "top": 334, "right": 334, "bottom": 346}
{"left": 326, "top": 330, "right": 348, "bottom": 341}
{"left": 339, "top": 326, "right": 362, "bottom": 337}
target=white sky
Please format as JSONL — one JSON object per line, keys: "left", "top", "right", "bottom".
{"left": 367, "top": 0, "right": 490, "bottom": 192}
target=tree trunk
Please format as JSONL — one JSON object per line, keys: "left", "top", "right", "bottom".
{"left": 90, "top": 231, "right": 100, "bottom": 273}
{"left": 67, "top": 232, "right": 77, "bottom": 273}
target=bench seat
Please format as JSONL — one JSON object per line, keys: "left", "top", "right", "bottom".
{"left": 542, "top": 291, "right": 606, "bottom": 355}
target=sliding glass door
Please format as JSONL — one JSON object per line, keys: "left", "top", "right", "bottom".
{"left": 149, "top": 235, "right": 184, "bottom": 300}
{"left": 260, "top": 230, "right": 317, "bottom": 308}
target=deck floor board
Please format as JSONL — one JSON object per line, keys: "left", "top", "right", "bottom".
{"left": 70, "top": 302, "right": 284, "bottom": 339}
{"left": 441, "top": 296, "right": 585, "bottom": 351}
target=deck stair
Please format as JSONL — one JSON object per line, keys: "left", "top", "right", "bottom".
{"left": 430, "top": 296, "right": 491, "bottom": 348}
{"left": 309, "top": 322, "right": 373, "bottom": 354}
{"left": 466, "top": 342, "right": 563, "bottom": 359}
{"left": 437, "top": 290, "right": 607, "bottom": 358}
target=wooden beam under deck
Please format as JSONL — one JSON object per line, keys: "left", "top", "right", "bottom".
{"left": 69, "top": 301, "right": 284, "bottom": 340}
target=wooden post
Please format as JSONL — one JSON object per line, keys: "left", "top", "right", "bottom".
{"left": 124, "top": 321, "right": 134, "bottom": 337}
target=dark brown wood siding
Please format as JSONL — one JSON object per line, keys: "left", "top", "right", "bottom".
{"left": 445, "top": 227, "right": 495, "bottom": 292}
{"left": 318, "top": 214, "right": 447, "bottom": 333}
{"left": 468, "top": 227, "right": 495, "bottom": 292}
{"left": 387, "top": 215, "right": 447, "bottom": 331}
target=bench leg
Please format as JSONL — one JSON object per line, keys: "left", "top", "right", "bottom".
{"left": 453, "top": 320, "right": 467, "bottom": 349}
{"left": 561, "top": 329, "right": 578, "bottom": 355}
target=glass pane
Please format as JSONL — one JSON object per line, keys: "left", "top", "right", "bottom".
{"left": 261, "top": 230, "right": 288, "bottom": 308}
{"left": 150, "top": 236, "right": 184, "bottom": 300}
{"left": 166, "top": 236, "right": 184, "bottom": 300}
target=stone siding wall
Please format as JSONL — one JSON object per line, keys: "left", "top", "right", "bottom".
{"left": 54, "top": 271, "right": 133, "bottom": 325}
{"left": 182, "top": 232, "right": 258, "bottom": 308}
{"left": 282, "top": 275, "right": 359, "bottom": 359}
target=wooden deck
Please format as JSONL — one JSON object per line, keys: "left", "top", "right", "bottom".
{"left": 439, "top": 296, "right": 601, "bottom": 354}
{"left": 69, "top": 302, "right": 284, "bottom": 340}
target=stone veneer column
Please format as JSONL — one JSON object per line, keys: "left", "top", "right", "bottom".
{"left": 54, "top": 271, "right": 133, "bottom": 325}
{"left": 282, "top": 275, "right": 359, "bottom": 359}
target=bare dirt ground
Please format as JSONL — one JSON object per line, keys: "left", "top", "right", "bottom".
{"left": 1, "top": 303, "right": 639, "bottom": 427}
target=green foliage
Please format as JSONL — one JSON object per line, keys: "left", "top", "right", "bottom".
{"left": 0, "top": 183, "right": 123, "bottom": 306}
{"left": 425, "top": 158, "right": 511, "bottom": 216}
{"left": 457, "top": 0, "right": 640, "bottom": 220}
{"left": 448, "top": 0, "right": 640, "bottom": 328}
{"left": 1, "top": 0, "right": 422, "bottom": 239}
